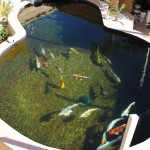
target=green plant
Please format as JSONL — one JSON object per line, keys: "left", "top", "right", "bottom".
{"left": 109, "top": 0, "right": 126, "bottom": 21}
{"left": 0, "top": 24, "right": 9, "bottom": 42}
{"left": 0, "top": 1, "right": 12, "bottom": 18}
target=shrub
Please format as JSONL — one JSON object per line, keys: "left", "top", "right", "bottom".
{"left": 0, "top": 24, "right": 9, "bottom": 42}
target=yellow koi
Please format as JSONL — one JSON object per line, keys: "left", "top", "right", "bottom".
{"left": 70, "top": 48, "right": 79, "bottom": 54}
{"left": 60, "top": 76, "right": 65, "bottom": 89}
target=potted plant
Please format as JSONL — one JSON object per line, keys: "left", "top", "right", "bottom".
{"left": 0, "top": 24, "right": 9, "bottom": 43}
{"left": 109, "top": 0, "right": 126, "bottom": 21}
{"left": 0, "top": 1, "right": 13, "bottom": 21}
{"left": 0, "top": 1, "right": 13, "bottom": 43}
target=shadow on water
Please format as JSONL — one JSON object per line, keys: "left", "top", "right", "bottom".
{"left": 63, "top": 115, "right": 75, "bottom": 123}
{"left": 98, "top": 111, "right": 111, "bottom": 124}
{"left": 44, "top": 81, "right": 60, "bottom": 95}
{"left": 39, "top": 68, "right": 49, "bottom": 78}
{"left": 44, "top": 81, "right": 50, "bottom": 95}
{"left": 33, "top": 48, "right": 40, "bottom": 57}
{"left": 61, "top": 52, "right": 70, "bottom": 60}
{"left": 89, "top": 85, "right": 97, "bottom": 101}
{"left": 56, "top": 94, "right": 113, "bottom": 111}
{"left": 55, "top": 94, "right": 73, "bottom": 102}
{"left": 39, "top": 111, "right": 59, "bottom": 122}
{"left": 27, "top": 35, "right": 64, "bottom": 46}
{"left": 49, "top": 83, "right": 59, "bottom": 89}
{"left": 82, "top": 125, "right": 101, "bottom": 150}
{"left": 29, "top": 57, "right": 35, "bottom": 71}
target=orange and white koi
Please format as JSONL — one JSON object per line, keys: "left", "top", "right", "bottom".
{"left": 54, "top": 63, "right": 63, "bottom": 73}
{"left": 36, "top": 56, "right": 41, "bottom": 69}
{"left": 109, "top": 124, "right": 126, "bottom": 135}
{"left": 71, "top": 74, "right": 90, "bottom": 80}
{"left": 101, "top": 131, "right": 107, "bottom": 144}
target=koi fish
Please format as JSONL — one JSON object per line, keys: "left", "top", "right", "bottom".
{"left": 96, "top": 136, "right": 122, "bottom": 150}
{"left": 104, "top": 56, "right": 112, "bottom": 64}
{"left": 95, "top": 46, "right": 101, "bottom": 64}
{"left": 121, "top": 102, "right": 135, "bottom": 117}
{"left": 71, "top": 74, "right": 90, "bottom": 80}
{"left": 70, "top": 48, "right": 79, "bottom": 54}
{"left": 109, "top": 124, "right": 126, "bottom": 135}
{"left": 59, "top": 103, "right": 80, "bottom": 116}
{"left": 29, "top": 27, "right": 34, "bottom": 34}
{"left": 40, "top": 44, "right": 46, "bottom": 56}
{"left": 36, "top": 56, "right": 41, "bottom": 69}
{"left": 110, "top": 69, "right": 121, "bottom": 83}
{"left": 42, "top": 60, "right": 48, "bottom": 67}
{"left": 54, "top": 63, "right": 63, "bottom": 73}
{"left": 48, "top": 49, "right": 55, "bottom": 59}
{"left": 60, "top": 76, "right": 65, "bottom": 89}
{"left": 60, "top": 80, "right": 65, "bottom": 89}
{"left": 106, "top": 118, "right": 124, "bottom": 132}
{"left": 101, "top": 131, "right": 107, "bottom": 144}
{"left": 80, "top": 108, "right": 101, "bottom": 118}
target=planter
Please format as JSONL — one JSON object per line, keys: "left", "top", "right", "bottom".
{"left": 119, "top": 0, "right": 135, "bottom": 13}
{"left": 0, "top": 39, "right": 6, "bottom": 44}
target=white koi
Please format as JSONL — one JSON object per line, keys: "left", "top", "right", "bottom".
{"left": 36, "top": 56, "right": 40, "bottom": 69}
{"left": 80, "top": 108, "right": 101, "bottom": 118}
{"left": 96, "top": 136, "right": 122, "bottom": 150}
{"left": 40, "top": 44, "right": 46, "bottom": 56}
{"left": 121, "top": 102, "right": 136, "bottom": 117}
{"left": 49, "top": 49, "right": 55, "bottom": 59}
{"left": 101, "top": 131, "right": 107, "bottom": 144}
{"left": 106, "top": 118, "right": 124, "bottom": 132}
{"left": 59, "top": 103, "right": 79, "bottom": 117}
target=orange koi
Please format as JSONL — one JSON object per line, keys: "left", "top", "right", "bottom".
{"left": 42, "top": 60, "right": 48, "bottom": 67}
{"left": 109, "top": 124, "right": 126, "bottom": 135}
{"left": 71, "top": 74, "right": 90, "bottom": 80}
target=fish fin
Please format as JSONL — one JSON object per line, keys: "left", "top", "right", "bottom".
{"left": 115, "top": 132, "right": 119, "bottom": 135}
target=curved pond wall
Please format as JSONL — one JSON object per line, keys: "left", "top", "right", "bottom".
{"left": 0, "top": 1, "right": 30, "bottom": 56}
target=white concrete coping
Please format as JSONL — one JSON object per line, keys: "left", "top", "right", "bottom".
{"left": 0, "top": 1, "right": 30, "bottom": 57}
{"left": 120, "top": 114, "right": 139, "bottom": 150}
{"left": 127, "top": 138, "right": 150, "bottom": 150}
{"left": 0, "top": 119, "right": 59, "bottom": 150}
{"left": 119, "top": 114, "right": 150, "bottom": 150}
{"left": 99, "top": 2, "right": 150, "bottom": 44}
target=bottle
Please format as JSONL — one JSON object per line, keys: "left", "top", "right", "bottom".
{"left": 133, "top": 4, "right": 141, "bottom": 16}
{"left": 140, "top": 10, "right": 146, "bottom": 19}
{"left": 146, "top": 10, "right": 150, "bottom": 23}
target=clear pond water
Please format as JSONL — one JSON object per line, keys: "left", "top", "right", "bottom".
{"left": 0, "top": 9, "right": 150, "bottom": 150}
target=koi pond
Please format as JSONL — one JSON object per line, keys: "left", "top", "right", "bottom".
{"left": 0, "top": 4, "right": 150, "bottom": 150}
